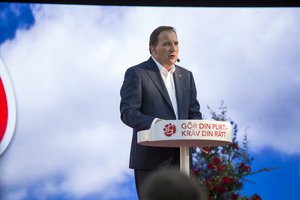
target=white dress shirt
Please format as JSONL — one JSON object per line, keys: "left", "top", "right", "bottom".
{"left": 152, "top": 57, "right": 178, "bottom": 120}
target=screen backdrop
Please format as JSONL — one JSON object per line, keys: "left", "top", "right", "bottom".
{"left": 0, "top": 3, "right": 300, "bottom": 200}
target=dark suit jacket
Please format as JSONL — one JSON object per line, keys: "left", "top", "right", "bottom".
{"left": 120, "top": 57, "right": 202, "bottom": 169}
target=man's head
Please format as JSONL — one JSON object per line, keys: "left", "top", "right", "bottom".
{"left": 141, "top": 169, "right": 206, "bottom": 200}
{"left": 149, "top": 26, "right": 179, "bottom": 70}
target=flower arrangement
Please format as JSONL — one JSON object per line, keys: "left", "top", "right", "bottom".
{"left": 192, "top": 102, "right": 273, "bottom": 200}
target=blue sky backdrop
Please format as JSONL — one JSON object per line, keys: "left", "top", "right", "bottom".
{"left": 0, "top": 3, "right": 299, "bottom": 200}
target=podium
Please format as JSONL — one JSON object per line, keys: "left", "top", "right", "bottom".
{"left": 138, "top": 120, "right": 233, "bottom": 176}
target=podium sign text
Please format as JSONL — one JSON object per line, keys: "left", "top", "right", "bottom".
{"left": 138, "top": 120, "right": 233, "bottom": 148}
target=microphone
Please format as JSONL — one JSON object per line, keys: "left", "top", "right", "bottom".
{"left": 177, "top": 58, "right": 180, "bottom": 62}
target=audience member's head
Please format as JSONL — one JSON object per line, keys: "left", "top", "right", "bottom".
{"left": 141, "top": 169, "right": 207, "bottom": 200}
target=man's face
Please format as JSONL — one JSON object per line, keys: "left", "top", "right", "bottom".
{"left": 151, "top": 30, "right": 179, "bottom": 70}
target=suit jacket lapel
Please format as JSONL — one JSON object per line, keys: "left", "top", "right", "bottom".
{"left": 145, "top": 58, "right": 174, "bottom": 112}
{"left": 173, "top": 67, "right": 185, "bottom": 119}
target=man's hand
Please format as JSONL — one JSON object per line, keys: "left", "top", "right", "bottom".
{"left": 155, "top": 119, "right": 164, "bottom": 124}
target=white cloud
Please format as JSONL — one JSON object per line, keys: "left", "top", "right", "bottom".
{"left": 0, "top": 4, "right": 300, "bottom": 199}
{"left": 4, "top": 189, "right": 27, "bottom": 200}
{"left": 0, "top": 4, "right": 134, "bottom": 199}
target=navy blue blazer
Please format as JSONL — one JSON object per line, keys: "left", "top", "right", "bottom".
{"left": 120, "top": 57, "right": 202, "bottom": 169}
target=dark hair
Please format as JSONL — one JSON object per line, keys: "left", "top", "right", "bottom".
{"left": 149, "top": 26, "right": 177, "bottom": 47}
{"left": 141, "top": 169, "right": 207, "bottom": 200}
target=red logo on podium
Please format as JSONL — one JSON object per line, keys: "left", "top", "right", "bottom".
{"left": 163, "top": 123, "right": 176, "bottom": 137}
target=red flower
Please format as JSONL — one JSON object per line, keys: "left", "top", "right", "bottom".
{"left": 232, "top": 143, "right": 239, "bottom": 150}
{"left": 219, "top": 186, "right": 226, "bottom": 193}
{"left": 202, "top": 146, "right": 211, "bottom": 153}
{"left": 205, "top": 180, "right": 211, "bottom": 187}
{"left": 213, "top": 156, "right": 221, "bottom": 165}
{"left": 212, "top": 185, "right": 219, "bottom": 192}
{"left": 217, "top": 164, "right": 226, "bottom": 173}
{"left": 212, "top": 185, "right": 226, "bottom": 193}
{"left": 192, "top": 169, "right": 198, "bottom": 176}
{"left": 222, "top": 176, "right": 233, "bottom": 184}
{"left": 239, "top": 163, "right": 251, "bottom": 173}
{"left": 251, "top": 194, "right": 262, "bottom": 200}
{"left": 245, "top": 165, "right": 251, "bottom": 173}
{"left": 232, "top": 193, "right": 239, "bottom": 200}
{"left": 207, "top": 163, "right": 215, "bottom": 170}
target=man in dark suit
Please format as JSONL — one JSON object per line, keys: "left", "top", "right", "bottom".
{"left": 120, "top": 26, "right": 202, "bottom": 198}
